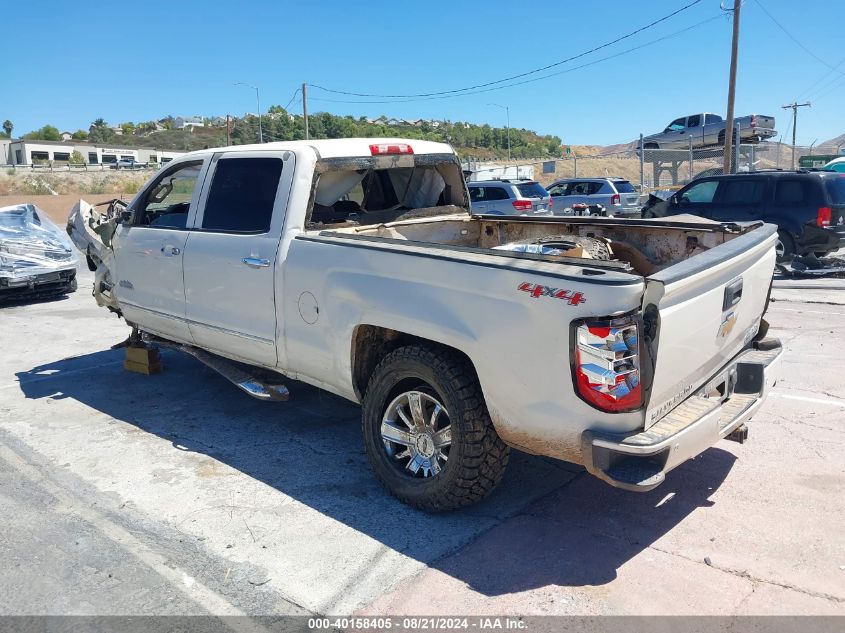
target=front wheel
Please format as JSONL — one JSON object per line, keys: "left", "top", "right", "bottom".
{"left": 361, "top": 345, "right": 509, "bottom": 512}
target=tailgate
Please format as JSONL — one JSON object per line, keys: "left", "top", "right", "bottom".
{"left": 750, "top": 114, "right": 775, "bottom": 129}
{"left": 641, "top": 224, "right": 777, "bottom": 428}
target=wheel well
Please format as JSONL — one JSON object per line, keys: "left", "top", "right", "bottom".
{"left": 350, "top": 325, "right": 476, "bottom": 400}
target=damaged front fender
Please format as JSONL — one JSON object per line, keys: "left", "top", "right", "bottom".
{"left": 66, "top": 199, "right": 121, "bottom": 311}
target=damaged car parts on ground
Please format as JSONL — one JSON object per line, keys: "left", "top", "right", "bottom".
{"left": 0, "top": 204, "right": 78, "bottom": 303}
{"left": 67, "top": 138, "right": 782, "bottom": 511}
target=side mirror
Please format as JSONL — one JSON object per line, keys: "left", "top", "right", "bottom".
{"left": 118, "top": 208, "right": 136, "bottom": 225}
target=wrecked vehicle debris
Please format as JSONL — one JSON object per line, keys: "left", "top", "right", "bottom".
{"left": 66, "top": 138, "right": 783, "bottom": 512}
{"left": 776, "top": 253, "right": 845, "bottom": 278}
{"left": 0, "top": 204, "right": 78, "bottom": 303}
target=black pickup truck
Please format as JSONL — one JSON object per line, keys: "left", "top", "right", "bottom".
{"left": 642, "top": 170, "right": 845, "bottom": 260}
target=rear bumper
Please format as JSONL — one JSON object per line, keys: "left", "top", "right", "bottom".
{"left": 797, "top": 224, "right": 845, "bottom": 255}
{"left": 581, "top": 337, "right": 783, "bottom": 492}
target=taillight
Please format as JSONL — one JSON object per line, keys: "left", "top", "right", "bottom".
{"left": 751, "top": 115, "right": 758, "bottom": 128}
{"left": 817, "top": 207, "right": 831, "bottom": 227}
{"left": 512, "top": 200, "right": 533, "bottom": 211}
{"left": 610, "top": 194, "right": 621, "bottom": 205}
{"left": 573, "top": 316, "right": 642, "bottom": 412}
{"left": 369, "top": 143, "right": 414, "bottom": 155}
{"left": 548, "top": 198, "right": 553, "bottom": 210}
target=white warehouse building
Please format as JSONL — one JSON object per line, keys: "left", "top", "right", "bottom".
{"left": 0, "top": 139, "right": 185, "bottom": 166}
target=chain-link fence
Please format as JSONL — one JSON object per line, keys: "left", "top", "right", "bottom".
{"left": 464, "top": 137, "right": 815, "bottom": 195}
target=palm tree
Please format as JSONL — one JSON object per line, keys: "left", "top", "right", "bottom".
{"left": 2, "top": 120, "right": 12, "bottom": 137}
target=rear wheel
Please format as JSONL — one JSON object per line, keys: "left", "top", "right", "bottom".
{"left": 775, "top": 230, "right": 795, "bottom": 262}
{"left": 362, "top": 345, "right": 509, "bottom": 512}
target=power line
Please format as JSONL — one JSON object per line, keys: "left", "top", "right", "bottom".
{"left": 283, "top": 88, "right": 301, "bottom": 111}
{"left": 801, "top": 55, "right": 845, "bottom": 100}
{"left": 308, "top": 14, "right": 723, "bottom": 105}
{"left": 310, "top": 0, "right": 705, "bottom": 99}
{"left": 753, "top": 0, "right": 845, "bottom": 77}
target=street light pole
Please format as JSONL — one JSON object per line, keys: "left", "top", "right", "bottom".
{"left": 487, "top": 103, "right": 510, "bottom": 163}
{"left": 235, "top": 82, "right": 263, "bottom": 143}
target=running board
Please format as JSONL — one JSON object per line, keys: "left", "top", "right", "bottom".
{"left": 143, "top": 335, "right": 290, "bottom": 402}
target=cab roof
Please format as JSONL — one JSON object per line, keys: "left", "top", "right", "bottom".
{"left": 179, "top": 137, "right": 456, "bottom": 160}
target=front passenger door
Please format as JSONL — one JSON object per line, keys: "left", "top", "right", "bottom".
{"left": 182, "top": 151, "right": 294, "bottom": 367}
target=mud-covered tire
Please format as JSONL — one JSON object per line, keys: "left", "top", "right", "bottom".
{"left": 361, "top": 344, "right": 509, "bottom": 512}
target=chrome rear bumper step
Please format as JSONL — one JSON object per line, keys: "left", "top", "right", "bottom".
{"left": 582, "top": 338, "right": 782, "bottom": 492}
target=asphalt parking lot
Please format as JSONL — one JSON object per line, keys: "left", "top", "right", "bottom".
{"left": 1, "top": 266, "right": 844, "bottom": 621}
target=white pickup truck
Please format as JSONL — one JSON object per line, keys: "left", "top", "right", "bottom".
{"left": 68, "top": 138, "right": 783, "bottom": 511}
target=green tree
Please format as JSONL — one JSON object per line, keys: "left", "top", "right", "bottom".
{"left": 71, "top": 129, "right": 88, "bottom": 140}
{"left": 120, "top": 122, "right": 135, "bottom": 135}
{"left": 23, "top": 124, "right": 62, "bottom": 141}
{"left": 70, "top": 150, "right": 86, "bottom": 164}
{"left": 2, "top": 120, "right": 12, "bottom": 138}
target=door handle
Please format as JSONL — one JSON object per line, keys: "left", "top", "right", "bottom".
{"left": 242, "top": 257, "right": 271, "bottom": 268}
{"left": 161, "top": 246, "right": 181, "bottom": 256}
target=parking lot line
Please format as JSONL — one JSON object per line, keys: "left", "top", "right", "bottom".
{"left": 770, "top": 392, "right": 845, "bottom": 407}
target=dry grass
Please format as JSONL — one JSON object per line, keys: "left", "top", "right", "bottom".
{"left": 0, "top": 171, "right": 147, "bottom": 198}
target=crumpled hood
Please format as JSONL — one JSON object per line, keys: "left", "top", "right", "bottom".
{"left": 0, "top": 204, "right": 78, "bottom": 280}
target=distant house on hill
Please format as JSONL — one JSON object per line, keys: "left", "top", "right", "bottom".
{"left": 60, "top": 131, "right": 73, "bottom": 141}
{"left": 209, "top": 116, "right": 227, "bottom": 127}
{"left": 174, "top": 116, "right": 205, "bottom": 130}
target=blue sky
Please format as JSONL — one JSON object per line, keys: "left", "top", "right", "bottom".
{"left": 3, "top": 0, "right": 843, "bottom": 146}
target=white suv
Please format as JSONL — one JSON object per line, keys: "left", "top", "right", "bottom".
{"left": 467, "top": 180, "right": 552, "bottom": 215}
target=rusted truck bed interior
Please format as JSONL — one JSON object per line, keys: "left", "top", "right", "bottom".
{"left": 320, "top": 213, "right": 751, "bottom": 277}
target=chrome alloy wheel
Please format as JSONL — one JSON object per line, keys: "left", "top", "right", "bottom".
{"left": 380, "top": 390, "right": 452, "bottom": 478}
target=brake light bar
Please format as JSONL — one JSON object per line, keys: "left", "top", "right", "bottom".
{"left": 817, "top": 207, "right": 831, "bottom": 227}
{"left": 369, "top": 143, "right": 414, "bottom": 155}
{"left": 573, "top": 316, "right": 642, "bottom": 413}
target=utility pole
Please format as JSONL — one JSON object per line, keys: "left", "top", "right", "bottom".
{"left": 302, "top": 82, "right": 309, "bottom": 140}
{"left": 226, "top": 114, "right": 231, "bottom": 146}
{"left": 782, "top": 102, "right": 811, "bottom": 169}
{"left": 722, "top": 0, "right": 741, "bottom": 175}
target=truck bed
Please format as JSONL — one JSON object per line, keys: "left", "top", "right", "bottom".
{"left": 316, "top": 212, "right": 755, "bottom": 277}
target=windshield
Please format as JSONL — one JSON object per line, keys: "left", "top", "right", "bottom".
{"left": 515, "top": 182, "right": 548, "bottom": 198}
{"left": 612, "top": 181, "right": 636, "bottom": 193}
{"left": 824, "top": 175, "right": 845, "bottom": 204}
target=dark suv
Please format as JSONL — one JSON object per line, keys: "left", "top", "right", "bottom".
{"left": 642, "top": 171, "right": 845, "bottom": 260}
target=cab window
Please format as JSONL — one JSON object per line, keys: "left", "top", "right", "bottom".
{"left": 201, "top": 157, "right": 284, "bottom": 233}
{"left": 680, "top": 180, "right": 719, "bottom": 204}
{"left": 136, "top": 161, "right": 203, "bottom": 229}
{"left": 665, "top": 118, "right": 686, "bottom": 132}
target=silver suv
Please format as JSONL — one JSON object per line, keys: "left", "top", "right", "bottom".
{"left": 547, "top": 178, "right": 641, "bottom": 217}
{"left": 467, "top": 180, "right": 552, "bottom": 216}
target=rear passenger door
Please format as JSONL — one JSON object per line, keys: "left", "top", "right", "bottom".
{"left": 182, "top": 151, "right": 294, "bottom": 367}
{"left": 710, "top": 177, "right": 768, "bottom": 222}
{"left": 769, "top": 177, "right": 819, "bottom": 235}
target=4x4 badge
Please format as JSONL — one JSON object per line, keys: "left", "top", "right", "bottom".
{"left": 518, "top": 282, "right": 586, "bottom": 306}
